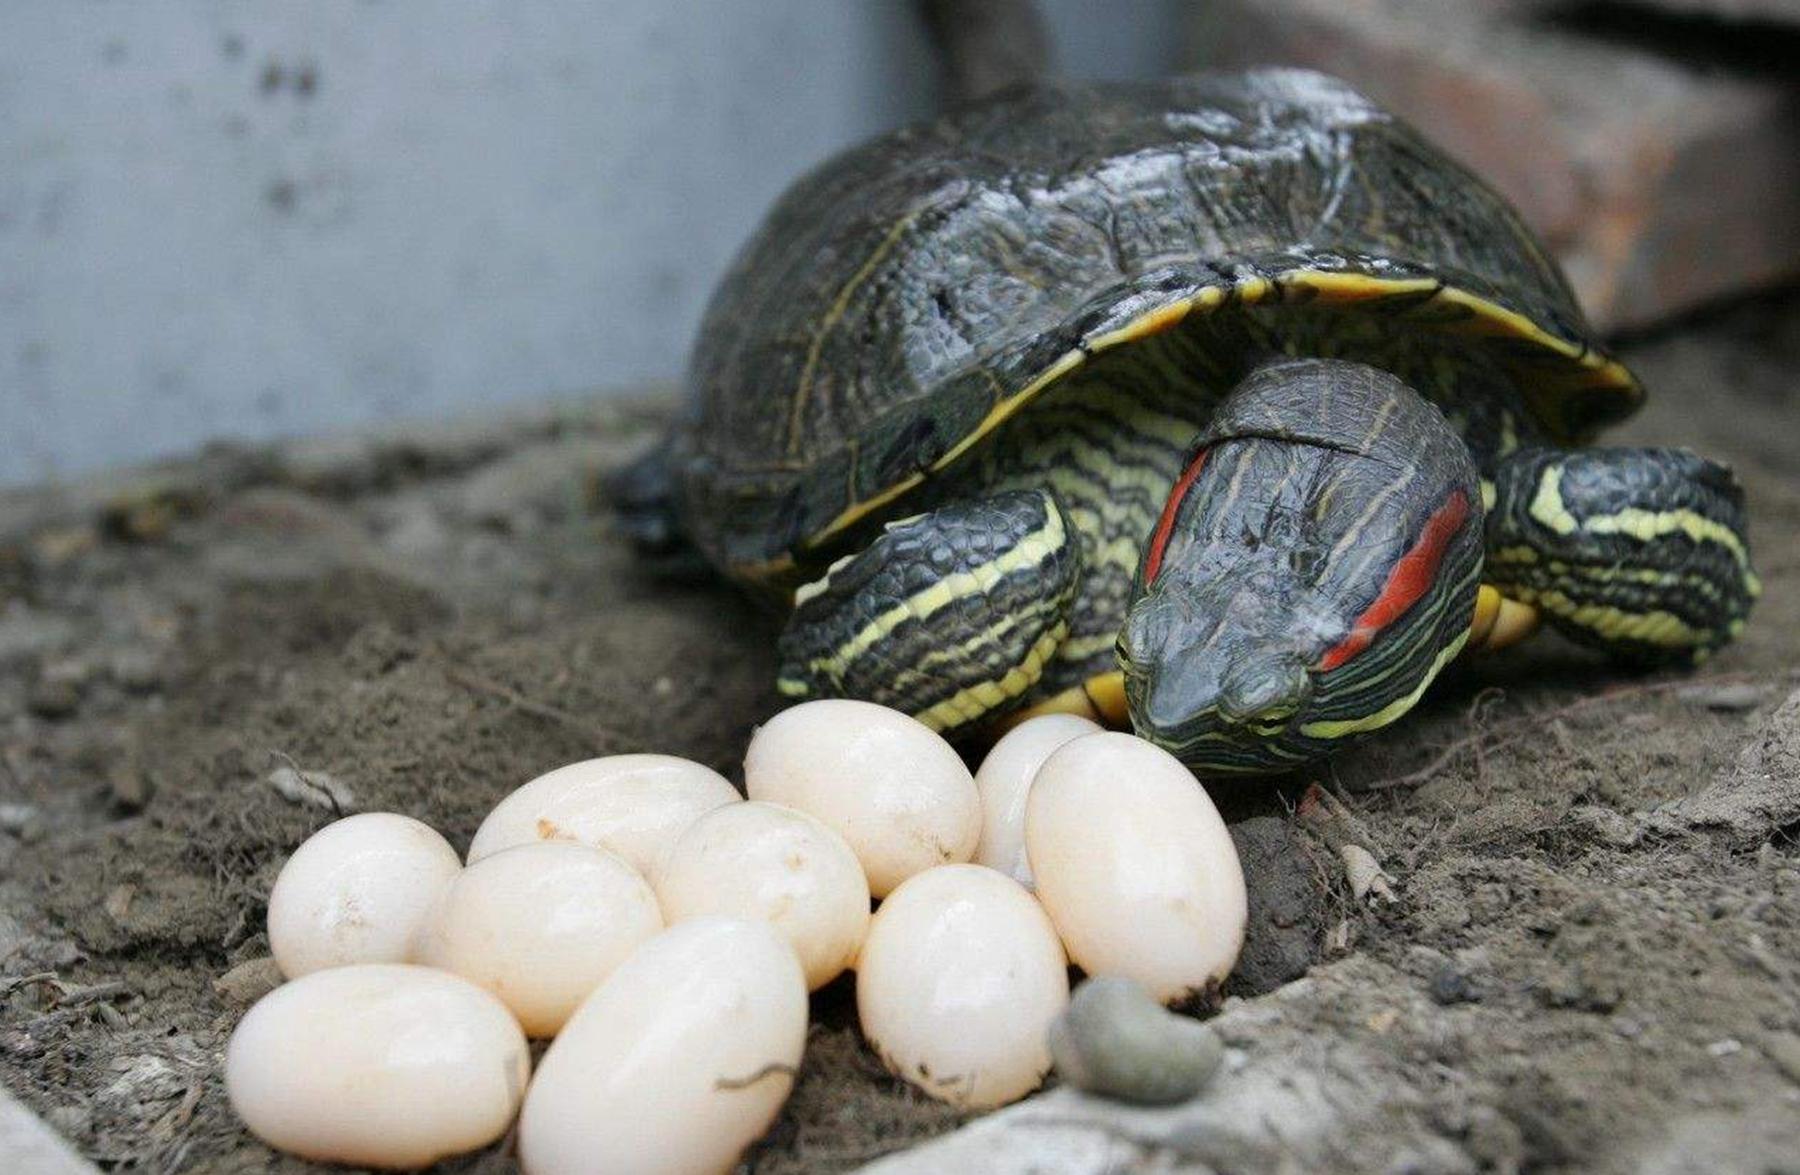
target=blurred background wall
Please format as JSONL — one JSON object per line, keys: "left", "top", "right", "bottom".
{"left": 0, "top": 1, "right": 1183, "bottom": 486}
{"left": 4, "top": 1, "right": 1795, "bottom": 486}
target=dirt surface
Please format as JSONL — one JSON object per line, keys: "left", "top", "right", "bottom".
{"left": 2, "top": 292, "right": 1798, "bottom": 1174}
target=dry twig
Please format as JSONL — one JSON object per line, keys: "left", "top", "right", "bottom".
{"left": 444, "top": 665, "right": 627, "bottom": 750}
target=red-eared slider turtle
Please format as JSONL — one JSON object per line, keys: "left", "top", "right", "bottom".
{"left": 619, "top": 68, "right": 1758, "bottom": 774}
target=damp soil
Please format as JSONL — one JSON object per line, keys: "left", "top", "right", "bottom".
{"left": 2, "top": 291, "right": 1798, "bottom": 1174}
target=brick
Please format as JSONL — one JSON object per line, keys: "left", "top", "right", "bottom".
{"left": 1185, "top": 0, "right": 1800, "bottom": 329}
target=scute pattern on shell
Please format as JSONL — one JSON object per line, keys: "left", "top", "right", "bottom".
{"left": 677, "top": 68, "right": 1629, "bottom": 572}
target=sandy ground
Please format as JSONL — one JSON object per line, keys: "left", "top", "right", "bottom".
{"left": 1, "top": 291, "right": 1797, "bottom": 1174}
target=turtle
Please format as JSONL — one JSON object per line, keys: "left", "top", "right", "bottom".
{"left": 618, "top": 68, "right": 1759, "bottom": 775}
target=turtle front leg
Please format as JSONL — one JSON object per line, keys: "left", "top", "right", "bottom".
{"left": 776, "top": 489, "right": 1082, "bottom": 733}
{"left": 1483, "top": 447, "right": 1759, "bottom": 664}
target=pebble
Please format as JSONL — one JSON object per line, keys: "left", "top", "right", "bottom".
{"left": 0, "top": 803, "right": 40, "bottom": 834}
{"left": 1048, "top": 976, "right": 1224, "bottom": 1105}
{"left": 1430, "top": 963, "right": 1484, "bottom": 1006}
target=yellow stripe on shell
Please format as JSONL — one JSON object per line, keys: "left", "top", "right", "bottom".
{"left": 1283, "top": 274, "right": 1637, "bottom": 402}
{"left": 738, "top": 266, "right": 1640, "bottom": 588}
{"left": 785, "top": 212, "right": 921, "bottom": 459}
{"left": 1083, "top": 298, "right": 1194, "bottom": 352}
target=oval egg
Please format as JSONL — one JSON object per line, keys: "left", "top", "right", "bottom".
{"left": 226, "top": 964, "right": 529, "bottom": 1168}
{"left": 1026, "top": 732, "right": 1247, "bottom": 1003}
{"left": 266, "top": 812, "right": 462, "bottom": 979}
{"left": 413, "top": 841, "right": 663, "bottom": 1036}
{"left": 467, "top": 754, "right": 740, "bottom": 877}
{"left": 973, "top": 713, "right": 1101, "bottom": 888}
{"left": 744, "top": 699, "right": 979, "bottom": 897}
{"left": 518, "top": 916, "right": 808, "bottom": 1175}
{"left": 856, "top": 864, "right": 1068, "bottom": 1109}
{"left": 655, "top": 801, "right": 869, "bottom": 991}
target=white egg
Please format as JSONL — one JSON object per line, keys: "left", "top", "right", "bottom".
{"left": 654, "top": 801, "right": 869, "bottom": 991}
{"left": 856, "top": 864, "right": 1068, "bottom": 1109}
{"left": 226, "top": 964, "right": 529, "bottom": 1169}
{"left": 467, "top": 754, "right": 740, "bottom": 877}
{"left": 413, "top": 841, "right": 662, "bottom": 1036}
{"left": 518, "top": 916, "right": 808, "bottom": 1175}
{"left": 744, "top": 700, "right": 979, "bottom": 898}
{"left": 266, "top": 812, "right": 462, "bottom": 979}
{"left": 973, "top": 713, "right": 1102, "bottom": 888}
{"left": 1025, "top": 732, "right": 1247, "bottom": 1003}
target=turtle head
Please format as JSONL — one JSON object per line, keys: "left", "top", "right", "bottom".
{"left": 1117, "top": 359, "right": 1485, "bottom": 774}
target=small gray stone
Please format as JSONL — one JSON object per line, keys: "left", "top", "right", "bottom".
{"left": 1429, "top": 962, "right": 1484, "bottom": 1006}
{"left": 1048, "top": 975, "right": 1224, "bottom": 1105}
{"left": 0, "top": 803, "right": 38, "bottom": 834}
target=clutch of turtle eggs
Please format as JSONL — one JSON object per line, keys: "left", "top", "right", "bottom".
{"left": 225, "top": 700, "right": 1248, "bottom": 1173}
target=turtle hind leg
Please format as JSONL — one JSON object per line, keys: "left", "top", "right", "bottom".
{"left": 1484, "top": 446, "right": 1759, "bottom": 665}
{"left": 777, "top": 489, "right": 1083, "bottom": 734}
{"left": 608, "top": 439, "right": 693, "bottom": 557}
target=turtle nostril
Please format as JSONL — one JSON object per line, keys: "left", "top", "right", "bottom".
{"left": 1133, "top": 662, "right": 1214, "bottom": 738}
{"left": 1218, "top": 657, "right": 1311, "bottom": 729}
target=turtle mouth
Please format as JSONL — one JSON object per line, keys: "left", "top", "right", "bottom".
{"left": 1118, "top": 554, "right": 1328, "bottom": 772}
{"left": 1123, "top": 658, "right": 1316, "bottom": 772}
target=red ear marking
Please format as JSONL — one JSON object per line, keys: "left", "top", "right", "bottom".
{"left": 1317, "top": 489, "right": 1471, "bottom": 672}
{"left": 1143, "top": 448, "right": 1209, "bottom": 585}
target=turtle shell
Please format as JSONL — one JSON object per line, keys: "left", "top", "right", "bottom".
{"left": 676, "top": 68, "right": 1640, "bottom": 582}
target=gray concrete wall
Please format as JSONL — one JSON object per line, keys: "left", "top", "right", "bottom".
{"left": 0, "top": 2, "right": 1181, "bottom": 485}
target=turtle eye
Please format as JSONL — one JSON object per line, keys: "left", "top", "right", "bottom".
{"left": 1120, "top": 599, "right": 1170, "bottom": 664}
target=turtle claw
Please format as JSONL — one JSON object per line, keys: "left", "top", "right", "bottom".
{"left": 1467, "top": 585, "right": 1541, "bottom": 653}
